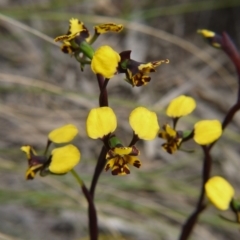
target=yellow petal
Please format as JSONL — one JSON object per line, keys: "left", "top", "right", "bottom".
{"left": 166, "top": 95, "right": 196, "bottom": 118}
{"left": 49, "top": 144, "right": 80, "bottom": 174}
{"left": 129, "top": 107, "right": 160, "bottom": 140}
{"left": 194, "top": 120, "right": 222, "bottom": 145}
{"left": 91, "top": 45, "right": 120, "bottom": 79}
{"left": 48, "top": 124, "right": 78, "bottom": 144}
{"left": 86, "top": 107, "right": 117, "bottom": 139}
{"left": 205, "top": 176, "right": 235, "bottom": 210}
{"left": 197, "top": 29, "right": 215, "bottom": 38}
{"left": 94, "top": 23, "right": 123, "bottom": 34}
{"left": 113, "top": 147, "right": 133, "bottom": 155}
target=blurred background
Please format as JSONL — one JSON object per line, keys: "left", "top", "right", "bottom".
{"left": 1, "top": 0, "right": 240, "bottom": 239}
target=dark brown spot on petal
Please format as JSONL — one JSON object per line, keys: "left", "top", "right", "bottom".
{"left": 133, "top": 160, "right": 141, "bottom": 168}
{"left": 130, "top": 145, "right": 140, "bottom": 156}
{"left": 106, "top": 150, "right": 115, "bottom": 159}
{"left": 105, "top": 163, "right": 110, "bottom": 171}
{"left": 133, "top": 74, "right": 151, "bottom": 87}
{"left": 158, "top": 132, "right": 163, "bottom": 138}
{"left": 162, "top": 143, "right": 173, "bottom": 154}
{"left": 123, "top": 166, "right": 130, "bottom": 174}
{"left": 61, "top": 46, "right": 73, "bottom": 54}
{"left": 112, "top": 167, "right": 121, "bottom": 175}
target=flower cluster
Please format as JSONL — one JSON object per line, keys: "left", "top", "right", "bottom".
{"left": 21, "top": 124, "right": 80, "bottom": 179}
{"left": 21, "top": 20, "right": 223, "bottom": 179}
{"left": 85, "top": 94, "right": 223, "bottom": 175}
{"left": 86, "top": 106, "right": 159, "bottom": 175}
{"left": 158, "top": 95, "right": 222, "bottom": 154}
{"left": 55, "top": 18, "right": 169, "bottom": 86}
{"left": 21, "top": 96, "right": 223, "bottom": 178}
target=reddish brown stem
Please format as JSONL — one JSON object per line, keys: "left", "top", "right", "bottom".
{"left": 90, "top": 146, "right": 108, "bottom": 198}
{"left": 82, "top": 184, "right": 98, "bottom": 240}
{"left": 86, "top": 74, "right": 110, "bottom": 240}
{"left": 96, "top": 74, "right": 109, "bottom": 107}
{"left": 179, "top": 146, "right": 210, "bottom": 240}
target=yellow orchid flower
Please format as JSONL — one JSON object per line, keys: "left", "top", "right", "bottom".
{"left": 158, "top": 124, "right": 182, "bottom": 154}
{"left": 21, "top": 124, "right": 81, "bottom": 180}
{"left": 118, "top": 50, "right": 169, "bottom": 87}
{"left": 197, "top": 29, "right": 222, "bottom": 48}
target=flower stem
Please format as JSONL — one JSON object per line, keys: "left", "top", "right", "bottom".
{"left": 71, "top": 169, "right": 84, "bottom": 186}
{"left": 128, "top": 134, "right": 139, "bottom": 147}
{"left": 219, "top": 32, "right": 240, "bottom": 131}
{"left": 90, "top": 146, "right": 108, "bottom": 198}
{"left": 70, "top": 169, "right": 98, "bottom": 240}
{"left": 89, "top": 74, "right": 110, "bottom": 198}
{"left": 96, "top": 74, "right": 109, "bottom": 107}
{"left": 44, "top": 139, "right": 52, "bottom": 156}
{"left": 179, "top": 145, "right": 210, "bottom": 240}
